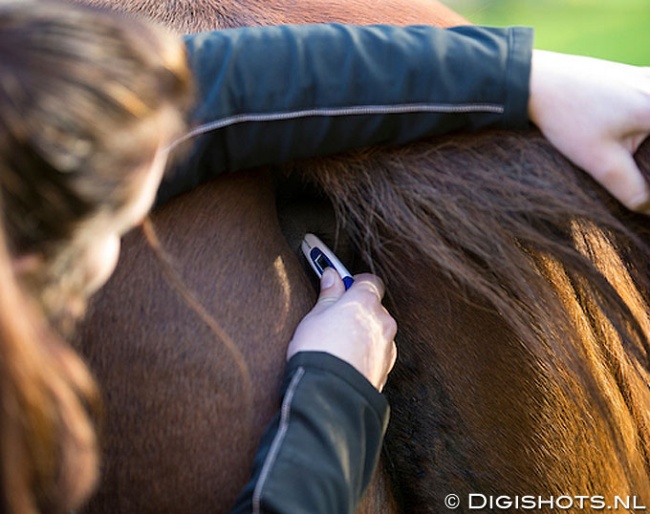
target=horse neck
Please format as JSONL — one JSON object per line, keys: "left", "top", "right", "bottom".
{"left": 72, "top": 0, "right": 467, "bottom": 32}
{"left": 262, "top": 0, "right": 468, "bottom": 27}
{"left": 298, "top": 132, "right": 650, "bottom": 500}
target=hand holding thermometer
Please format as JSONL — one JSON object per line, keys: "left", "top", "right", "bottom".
{"left": 301, "top": 233, "right": 355, "bottom": 290}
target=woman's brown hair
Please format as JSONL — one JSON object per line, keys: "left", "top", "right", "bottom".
{"left": 0, "top": 1, "right": 192, "bottom": 511}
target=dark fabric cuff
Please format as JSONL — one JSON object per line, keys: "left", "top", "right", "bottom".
{"left": 286, "top": 351, "right": 389, "bottom": 421}
{"left": 502, "top": 26, "right": 534, "bottom": 129}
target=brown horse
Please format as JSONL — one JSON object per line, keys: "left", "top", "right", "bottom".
{"left": 74, "top": 1, "right": 650, "bottom": 513}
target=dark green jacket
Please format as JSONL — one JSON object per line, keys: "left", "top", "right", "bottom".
{"left": 158, "top": 23, "right": 533, "bottom": 204}
{"left": 156, "top": 23, "right": 534, "bottom": 513}
{"left": 230, "top": 352, "right": 388, "bottom": 513}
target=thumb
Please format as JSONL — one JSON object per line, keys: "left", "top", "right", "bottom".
{"left": 313, "top": 268, "right": 345, "bottom": 312}
{"left": 594, "top": 145, "right": 650, "bottom": 213}
{"left": 618, "top": 149, "right": 650, "bottom": 214}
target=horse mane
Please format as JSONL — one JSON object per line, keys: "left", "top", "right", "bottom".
{"left": 298, "top": 130, "right": 650, "bottom": 350}
{"left": 295, "top": 130, "right": 650, "bottom": 491}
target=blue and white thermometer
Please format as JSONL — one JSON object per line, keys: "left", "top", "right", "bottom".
{"left": 301, "top": 233, "right": 355, "bottom": 290}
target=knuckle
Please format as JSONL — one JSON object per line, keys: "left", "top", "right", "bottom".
{"left": 382, "top": 313, "right": 398, "bottom": 339}
{"left": 583, "top": 149, "right": 617, "bottom": 182}
{"left": 385, "top": 313, "right": 397, "bottom": 331}
{"left": 353, "top": 273, "right": 385, "bottom": 297}
{"left": 354, "top": 286, "right": 382, "bottom": 306}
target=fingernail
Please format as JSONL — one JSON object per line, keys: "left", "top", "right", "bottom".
{"left": 635, "top": 198, "right": 650, "bottom": 215}
{"left": 321, "top": 268, "right": 336, "bottom": 289}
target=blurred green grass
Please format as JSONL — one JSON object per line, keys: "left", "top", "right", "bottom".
{"left": 443, "top": 0, "right": 649, "bottom": 65}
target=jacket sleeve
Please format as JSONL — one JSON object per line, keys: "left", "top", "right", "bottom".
{"left": 157, "top": 23, "right": 533, "bottom": 204}
{"left": 229, "top": 351, "right": 389, "bottom": 514}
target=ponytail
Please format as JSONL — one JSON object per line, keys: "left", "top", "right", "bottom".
{"left": 0, "top": 221, "right": 100, "bottom": 513}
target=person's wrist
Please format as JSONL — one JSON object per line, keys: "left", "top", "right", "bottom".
{"left": 527, "top": 49, "right": 552, "bottom": 127}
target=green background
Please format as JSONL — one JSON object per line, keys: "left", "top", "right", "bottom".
{"left": 443, "top": 0, "right": 649, "bottom": 65}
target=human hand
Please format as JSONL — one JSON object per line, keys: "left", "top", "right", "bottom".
{"left": 528, "top": 49, "right": 650, "bottom": 212}
{"left": 287, "top": 268, "right": 397, "bottom": 391}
